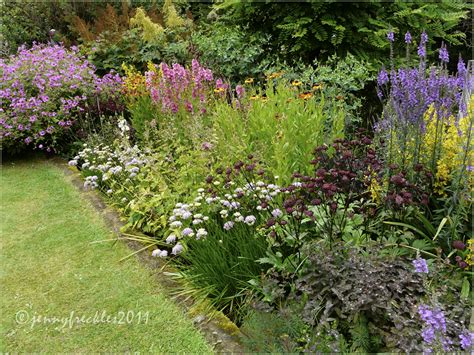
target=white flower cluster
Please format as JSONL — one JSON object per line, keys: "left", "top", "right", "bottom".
{"left": 151, "top": 242, "right": 183, "bottom": 258}
{"left": 84, "top": 175, "right": 99, "bottom": 190}
{"left": 68, "top": 143, "right": 149, "bottom": 199}
{"left": 117, "top": 116, "right": 130, "bottom": 136}
{"left": 167, "top": 202, "right": 210, "bottom": 244}
{"left": 202, "top": 180, "right": 283, "bottom": 229}
{"left": 167, "top": 179, "right": 284, "bottom": 240}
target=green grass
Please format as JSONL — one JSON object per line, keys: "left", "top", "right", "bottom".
{"left": 0, "top": 157, "right": 212, "bottom": 353}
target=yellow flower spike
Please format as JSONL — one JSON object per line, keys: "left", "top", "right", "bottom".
{"left": 466, "top": 239, "right": 474, "bottom": 266}
{"left": 245, "top": 78, "right": 254, "bottom": 84}
{"left": 366, "top": 167, "right": 382, "bottom": 204}
{"left": 291, "top": 80, "right": 302, "bottom": 87}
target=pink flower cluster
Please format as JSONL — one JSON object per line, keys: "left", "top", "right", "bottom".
{"left": 0, "top": 43, "right": 124, "bottom": 152}
{"left": 145, "top": 59, "right": 222, "bottom": 115}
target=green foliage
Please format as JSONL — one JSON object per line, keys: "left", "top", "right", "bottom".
{"left": 212, "top": 80, "right": 345, "bottom": 181}
{"left": 214, "top": 0, "right": 470, "bottom": 67}
{"left": 130, "top": 7, "right": 165, "bottom": 44}
{"left": 77, "top": 2, "right": 193, "bottom": 74}
{"left": 267, "top": 53, "right": 375, "bottom": 127}
{"left": 192, "top": 24, "right": 270, "bottom": 82}
{"left": 174, "top": 222, "right": 268, "bottom": 322}
{"left": 0, "top": 0, "right": 69, "bottom": 55}
{"left": 128, "top": 95, "right": 157, "bottom": 141}
{"left": 240, "top": 308, "right": 308, "bottom": 353}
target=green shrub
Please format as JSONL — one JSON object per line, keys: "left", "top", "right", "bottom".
{"left": 213, "top": 0, "right": 469, "bottom": 67}
{"left": 240, "top": 308, "right": 308, "bottom": 353}
{"left": 266, "top": 53, "right": 375, "bottom": 127}
{"left": 191, "top": 24, "right": 270, "bottom": 83}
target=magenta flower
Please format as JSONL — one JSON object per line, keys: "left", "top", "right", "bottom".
{"left": 235, "top": 84, "right": 245, "bottom": 99}
{"left": 144, "top": 59, "right": 217, "bottom": 116}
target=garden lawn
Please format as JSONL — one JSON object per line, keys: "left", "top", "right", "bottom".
{"left": 0, "top": 157, "right": 211, "bottom": 353}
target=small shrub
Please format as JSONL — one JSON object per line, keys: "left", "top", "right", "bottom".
{"left": 252, "top": 242, "right": 472, "bottom": 353}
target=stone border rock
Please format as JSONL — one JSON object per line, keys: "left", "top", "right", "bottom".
{"left": 50, "top": 157, "right": 244, "bottom": 354}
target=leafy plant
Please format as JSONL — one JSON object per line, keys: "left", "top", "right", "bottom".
{"left": 212, "top": 79, "right": 346, "bottom": 180}
{"left": 191, "top": 23, "right": 270, "bottom": 83}
{"left": 252, "top": 242, "right": 472, "bottom": 352}
{"left": 213, "top": 0, "right": 469, "bottom": 67}
{"left": 173, "top": 221, "right": 268, "bottom": 323}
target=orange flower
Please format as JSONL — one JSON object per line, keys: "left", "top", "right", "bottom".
{"left": 298, "top": 92, "right": 313, "bottom": 100}
{"left": 267, "top": 71, "right": 284, "bottom": 80}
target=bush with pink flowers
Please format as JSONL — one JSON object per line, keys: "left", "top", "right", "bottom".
{"left": 0, "top": 43, "right": 124, "bottom": 153}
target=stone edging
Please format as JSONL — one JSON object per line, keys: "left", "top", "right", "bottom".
{"left": 50, "top": 157, "right": 244, "bottom": 354}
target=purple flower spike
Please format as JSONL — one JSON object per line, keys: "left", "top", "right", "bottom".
{"left": 377, "top": 68, "right": 389, "bottom": 86}
{"left": 420, "top": 31, "right": 428, "bottom": 44}
{"left": 417, "top": 32, "right": 428, "bottom": 58}
{"left": 439, "top": 44, "right": 449, "bottom": 63}
{"left": 417, "top": 43, "right": 426, "bottom": 58}
{"left": 413, "top": 257, "right": 429, "bottom": 273}
{"left": 405, "top": 31, "right": 412, "bottom": 44}
{"left": 459, "top": 331, "right": 473, "bottom": 350}
{"left": 457, "top": 57, "right": 467, "bottom": 80}
{"left": 387, "top": 31, "right": 395, "bottom": 42}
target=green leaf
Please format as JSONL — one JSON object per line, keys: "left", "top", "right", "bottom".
{"left": 412, "top": 239, "right": 433, "bottom": 252}
{"left": 460, "top": 277, "right": 470, "bottom": 301}
{"left": 415, "top": 212, "right": 436, "bottom": 236}
{"left": 433, "top": 217, "right": 448, "bottom": 241}
{"left": 383, "top": 221, "right": 430, "bottom": 240}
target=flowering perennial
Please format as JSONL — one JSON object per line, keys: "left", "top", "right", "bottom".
{"left": 0, "top": 43, "right": 123, "bottom": 152}
{"left": 144, "top": 59, "right": 223, "bottom": 115}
